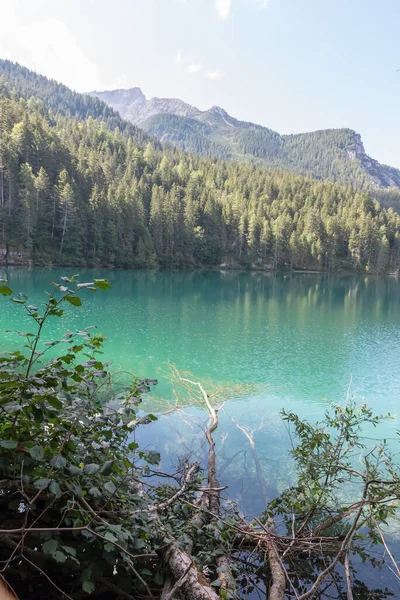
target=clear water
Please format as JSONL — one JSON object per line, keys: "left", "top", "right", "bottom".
{"left": 1, "top": 268, "right": 399, "bottom": 596}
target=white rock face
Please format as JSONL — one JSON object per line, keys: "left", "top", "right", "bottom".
{"left": 346, "top": 133, "right": 400, "bottom": 188}
{"left": 90, "top": 88, "right": 200, "bottom": 124}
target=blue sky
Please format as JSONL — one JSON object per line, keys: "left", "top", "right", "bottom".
{"left": 1, "top": 0, "right": 400, "bottom": 166}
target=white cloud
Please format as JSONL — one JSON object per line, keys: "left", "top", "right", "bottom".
{"left": 187, "top": 62, "right": 203, "bottom": 74}
{"left": 176, "top": 49, "right": 203, "bottom": 74}
{"left": 176, "top": 49, "right": 189, "bottom": 65}
{"left": 258, "top": 0, "right": 269, "bottom": 7}
{"left": 175, "top": 49, "right": 224, "bottom": 79}
{"left": 206, "top": 70, "right": 224, "bottom": 80}
{"left": 0, "top": 4, "right": 105, "bottom": 92}
{"left": 215, "top": 0, "right": 232, "bottom": 19}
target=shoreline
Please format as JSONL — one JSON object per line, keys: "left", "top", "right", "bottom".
{"left": 0, "top": 260, "right": 397, "bottom": 277}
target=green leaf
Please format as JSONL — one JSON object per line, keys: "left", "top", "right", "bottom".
{"left": 140, "top": 450, "right": 161, "bottom": 465}
{"left": 100, "top": 460, "right": 114, "bottom": 475}
{"left": 82, "top": 581, "right": 95, "bottom": 594}
{"left": 33, "top": 478, "right": 51, "bottom": 490}
{"left": 64, "top": 295, "right": 82, "bottom": 307}
{"left": 61, "top": 545, "right": 77, "bottom": 557}
{"left": 81, "top": 530, "right": 94, "bottom": 540}
{"left": 68, "top": 465, "right": 82, "bottom": 475}
{"left": 47, "top": 397, "right": 63, "bottom": 410}
{"left": 89, "top": 486, "right": 102, "bottom": 498}
{"left": 0, "top": 440, "right": 18, "bottom": 449}
{"left": 49, "top": 480, "right": 62, "bottom": 497}
{"left": 29, "top": 445, "right": 44, "bottom": 461}
{"left": 50, "top": 455, "right": 66, "bottom": 468}
{"left": 104, "top": 531, "right": 118, "bottom": 543}
{"left": 49, "top": 309, "right": 64, "bottom": 317}
{"left": 0, "top": 285, "right": 12, "bottom": 296}
{"left": 93, "top": 279, "right": 111, "bottom": 291}
{"left": 104, "top": 481, "right": 116, "bottom": 495}
{"left": 52, "top": 550, "right": 67, "bottom": 563}
{"left": 84, "top": 463, "right": 100, "bottom": 475}
{"left": 42, "top": 539, "right": 58, "bottom": 555}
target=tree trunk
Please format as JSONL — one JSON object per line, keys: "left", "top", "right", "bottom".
{"left": 60, "top": 201, "right": 68, "bottom": 254}
{"left": 162, "top": 544, "right": 219, "bottom": 600}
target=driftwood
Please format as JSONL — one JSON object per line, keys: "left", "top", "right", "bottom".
{"left": 162, "top": 544, "right": 219, "bottom": 600}
{"left": 233, "top": 418, "right": 287, "bottom": 600}
{"left": 178, "top": 377, "right": 237, "bottom": 599}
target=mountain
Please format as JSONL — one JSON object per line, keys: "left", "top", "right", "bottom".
{"left": 90, "top": 87, "right": 400, "bottom": 191}
{"left": 0, "top": 60, "right": 153, "bottom": 146}
{"left": 1, "top": 60, "right": 400, "bottom": 274}
{"left": 92, "top": 87, "right": 199, "bottom": 123}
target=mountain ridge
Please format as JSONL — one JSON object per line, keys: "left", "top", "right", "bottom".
{"left": 90, "top": 86, "right": 400, "bottom": 190}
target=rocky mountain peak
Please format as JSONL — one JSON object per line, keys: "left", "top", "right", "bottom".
{"left": 90, "top": 87, "right": 145, "bottom": 105}
{"left": 208, "top": 105, "right": 228, "bottom": 117}
{"left": 89, "top": 86, "right": 400, "bottom": 190}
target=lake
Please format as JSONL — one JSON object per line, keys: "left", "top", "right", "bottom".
{"left": 1, "top": 268, "right": 399, "bottom": 596}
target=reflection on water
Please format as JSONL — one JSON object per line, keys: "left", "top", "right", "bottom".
{"left": 1, "top": 269, "right": 400, "bottom": 412}
{"left": 0, "top": 268, "right": 399, "bottom": 596}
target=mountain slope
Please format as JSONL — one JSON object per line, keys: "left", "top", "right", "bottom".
{"left": 91, "top": 87, "right": 400, "bottom": 190}
{"left": 0, "top": 60, "right": 154, "bottom": 146}
{"left": 1, "top": 63, "right": 400, "bottom": 274}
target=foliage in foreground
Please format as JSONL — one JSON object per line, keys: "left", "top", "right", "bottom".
{"left": 0, "top": 278, "right": 399, "bottom": 600}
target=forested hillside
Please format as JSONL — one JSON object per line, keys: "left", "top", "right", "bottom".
{"left": 0, "top": 60, "right": 153, "bottom": 146}
{"left": 93, "top": 86, "right": 400, "bottom": 191}
{"left": 1, "top": 67, "right": 400, "bottom": 272}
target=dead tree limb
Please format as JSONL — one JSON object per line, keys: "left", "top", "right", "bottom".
{"left": 232, "top": 416, "right": 287, "bottom": 600}
{"left": 344, "top": 551, "right": 353, "bottom": 600}
{"left": 149, "top": 460, "right": 200, "bottom": 513}
{"left": 162, "top": 544, "right": 219, "bottom": 600}
{"left": 179, "top": 377, "right": 237, "bottom": 599}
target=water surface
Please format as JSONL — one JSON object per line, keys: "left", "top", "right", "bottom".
{"left": 1, "top": 269, "right": 399, "bottom": 410}
{"left": 1, "top": 268, "right": 399, "bottom": 595}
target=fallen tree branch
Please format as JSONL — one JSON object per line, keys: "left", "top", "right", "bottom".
{"left": 178, "top": 376, "right": 237, "bottom": 599}
{"left": 149, "top": 460, "right": 200, "bottom": 513}
{"left": 162, "top": 544, "right": 219, "bottom": 600}
{"left": 232, "top": 415, "right": 289, "bottom": 600}
{"left": 373, "top": 517, "right": 400, "bottom": 580}
{"left": 162, "top": 560, "right": 192, "bottom": 600}
{"left": 344, "top": 551, "right": 354, "bottom": 600}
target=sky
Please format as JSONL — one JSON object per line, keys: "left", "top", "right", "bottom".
{"left": 1, "top": 0, "right": 400, "bottom": 167}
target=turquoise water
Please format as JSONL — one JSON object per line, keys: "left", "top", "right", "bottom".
{"left": 1, "top": 269, "right": 399, "bottom": 411}
{"left": 1, "top": 268, "right": 399, "bottom": 595}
